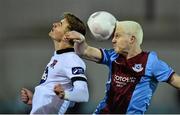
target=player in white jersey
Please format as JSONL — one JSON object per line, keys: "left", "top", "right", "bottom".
{"left": 20, "top": 13, "right": 89, "bottom": 114}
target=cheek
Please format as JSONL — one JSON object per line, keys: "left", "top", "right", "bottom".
{"left": 54, "top": 30, "right": 64, "bottom": 38}
{"left": 49, "top": 32, "right": 63, "bottom": 41}
{"left": 117, "top": 39, "right": 126, "bottom": 47}
{"left": 116, "top": 39, "right": 129, "bottom": 51}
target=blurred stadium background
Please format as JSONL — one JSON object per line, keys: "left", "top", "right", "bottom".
{"left": 0, "top": 0, "right": 180, "bottom": 113}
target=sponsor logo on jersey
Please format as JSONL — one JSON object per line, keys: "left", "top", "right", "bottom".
{"left": 132, "top": 64, "right": 143, "bottom": 72}
{"left": 113, "top": 75, "right": 136, "bottom": 87}
{"left": 72, "top": 67, "right": 84, "bottom": 75}
{"left": 50, "top": 60, "right": 58, "bottom": 69}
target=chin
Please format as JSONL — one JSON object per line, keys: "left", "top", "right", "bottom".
{"left": 49, "top": 32, "right": 54, "bottom": 38}
{"left": 115, "top": 49, "right": 123, "bottom": 54}
{"left": 48, "top": 32, "right": 52, "bottom": 36}
{"left": 114, "top": 48, "right": 119, "bottom": 53}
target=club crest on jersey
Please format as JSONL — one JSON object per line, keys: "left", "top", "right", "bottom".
{"left": 132, "top": 64, "right": 143, "bottom": 72}
{"left": 72, "top": 67, "right": 84, "bottom": 75}
{"left": 50, "top": 60, "right": 58, "bottom": 68}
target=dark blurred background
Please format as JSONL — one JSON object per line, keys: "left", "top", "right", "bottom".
{"left": 0, "top": 0, "right": 180, "bottom": 114}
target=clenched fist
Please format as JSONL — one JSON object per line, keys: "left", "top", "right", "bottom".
{"left": 54, "top": 84, "right": 65, "bottom": 99}
{"left": 20, "top": 88, "right": 33, "bottom": 105}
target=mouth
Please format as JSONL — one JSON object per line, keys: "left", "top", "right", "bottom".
{"left": 50, "top": 29, "right": 54, "bottom": 34}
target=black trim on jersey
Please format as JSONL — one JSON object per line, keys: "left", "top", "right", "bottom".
{"left": 97, "top": 48, "right": 104, "bottom": 64}
{"left": 71, "top": 77, "right": 87, "bottom": 84}
{"left": 56, "top": 48, "right": 74, "bottom": 54}
{"left": 167, "top": 71, "right": 175, "bottom": 83}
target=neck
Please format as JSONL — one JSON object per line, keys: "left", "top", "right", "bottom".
{"left": 53, "top": 40, "right": 73, "bottom": 51}
{"left": 126, "top": 46, "right": 142, "bottom": 59}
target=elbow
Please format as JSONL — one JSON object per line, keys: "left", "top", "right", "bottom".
{"left": 68, "top": 81, "right": 89, "bottom": 102}
{"left": 84, "top": 91, "right": 89, "bottom": 102}
{"left": 79, "top": 89, "right": 89, "bottom": 102}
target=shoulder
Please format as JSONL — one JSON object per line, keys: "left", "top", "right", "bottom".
{"left": 63, "top": 52, "right": 86, "bottom": 68}
{"left": 147, "top": 51, "right": 159, "bottom": 62}
{"left": 145, "top": 51, "right": 159, "bottom": 67}
{"left": 99, "top": 48, "right": 119, "bottom": 65}
{"left": 100, "top": 48, "right": 118, "bottom": 58}
{"left": 148, "top": 51, "right": 158, "bottom": 57}
{"left": 146, "top": 51, "right": 162, "bottom": 72}
{"left": 101, "top": 48, "right": 116, "bottom": 54}
{"left": 144, "top": 51, "right": 159, "bottom": 75}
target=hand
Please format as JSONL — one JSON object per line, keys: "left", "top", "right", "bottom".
{"left": 54, "top": 84, "right": 65, "bottom": 99}
{"left": 65, "top": 31, "right": 85, "bottom": 43}
{"left": 20, "top": 88, "right": 33, "bottom": 105}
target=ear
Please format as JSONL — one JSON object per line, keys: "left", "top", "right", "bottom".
{"left": 129, "top": 35, "right": 136, "bottom": 44}
{"left": 63, "top": 32, "right": 69, "bottom": 41}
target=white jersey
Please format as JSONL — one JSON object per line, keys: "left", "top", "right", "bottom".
{"left": 30, "top": 48, "right": 86, "bottom": 114}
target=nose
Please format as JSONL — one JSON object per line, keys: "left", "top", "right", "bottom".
{"left": 112, "top": 37, "right": 116, "bottom": 43}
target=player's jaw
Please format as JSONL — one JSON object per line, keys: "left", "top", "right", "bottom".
{"left": 49, "top": 28, "right": 65, "bottom": 42}
{"left": 114, "top": 46, "right": 123, "bottom": 54}
{"left": 112, "top": 42, "right": 129, "bottom": 55}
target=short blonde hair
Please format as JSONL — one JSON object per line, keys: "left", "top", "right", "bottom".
{"left": 116, "top": 21, "right": 143, "bottom": 45}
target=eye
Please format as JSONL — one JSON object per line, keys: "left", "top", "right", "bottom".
{"left": 56, "top": 22, "right": 62, "bottom": 27}
{"left": 60, "top": 22, "right": 62, "bottom": 26}
{"left": 57, "top": 23, "right": 61, "bottom": 26}
{"left": 115, "top": 34, "right": 120, "bottom": 39}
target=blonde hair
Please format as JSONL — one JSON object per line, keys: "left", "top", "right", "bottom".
{"left": 116, "top": 21, "right": 143, "bottom": 45}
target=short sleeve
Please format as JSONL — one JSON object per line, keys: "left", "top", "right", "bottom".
{"left": 150, "top": 52, "right": 174, "bottom": 82}
{"left": 63, "top": 56, "right": 86, "bottom": 80}
{"left": 100, "top": 48, "right": 119, "bottom": 66}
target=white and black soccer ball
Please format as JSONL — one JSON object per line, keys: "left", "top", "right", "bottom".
{"left": 87, "top": 11, "right": 117, "bottom": 41}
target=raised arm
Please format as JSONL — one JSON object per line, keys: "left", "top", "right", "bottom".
{"left": 66, "top": 31, "right": 102, "bottom": 62}
{"left": 168, "top": 73, "right": 180, "bottom": 89}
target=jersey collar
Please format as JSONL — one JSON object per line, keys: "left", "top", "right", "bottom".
{"left": 56, "top": 48, "right": 74, "bottom": 54}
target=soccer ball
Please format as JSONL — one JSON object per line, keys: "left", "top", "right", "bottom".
{"left": 87, "top": 11, "right": 117, "bottom": 41}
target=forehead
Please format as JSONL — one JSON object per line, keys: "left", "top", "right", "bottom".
{"left": 56, "top": 18, "right": 69, "bottom": 28}
{"left": 114, "top": 24, "right": 125, "bottom": 34}
{"left": 60, "top": 18, "right": 68, "bottom": 24}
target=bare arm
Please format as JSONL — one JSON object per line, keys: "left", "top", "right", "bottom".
{"left": 168, "top": 73, "right": 180, "bottom": 89}
{"left": 66, "top": 31, "right": 102, "bottom": 62}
